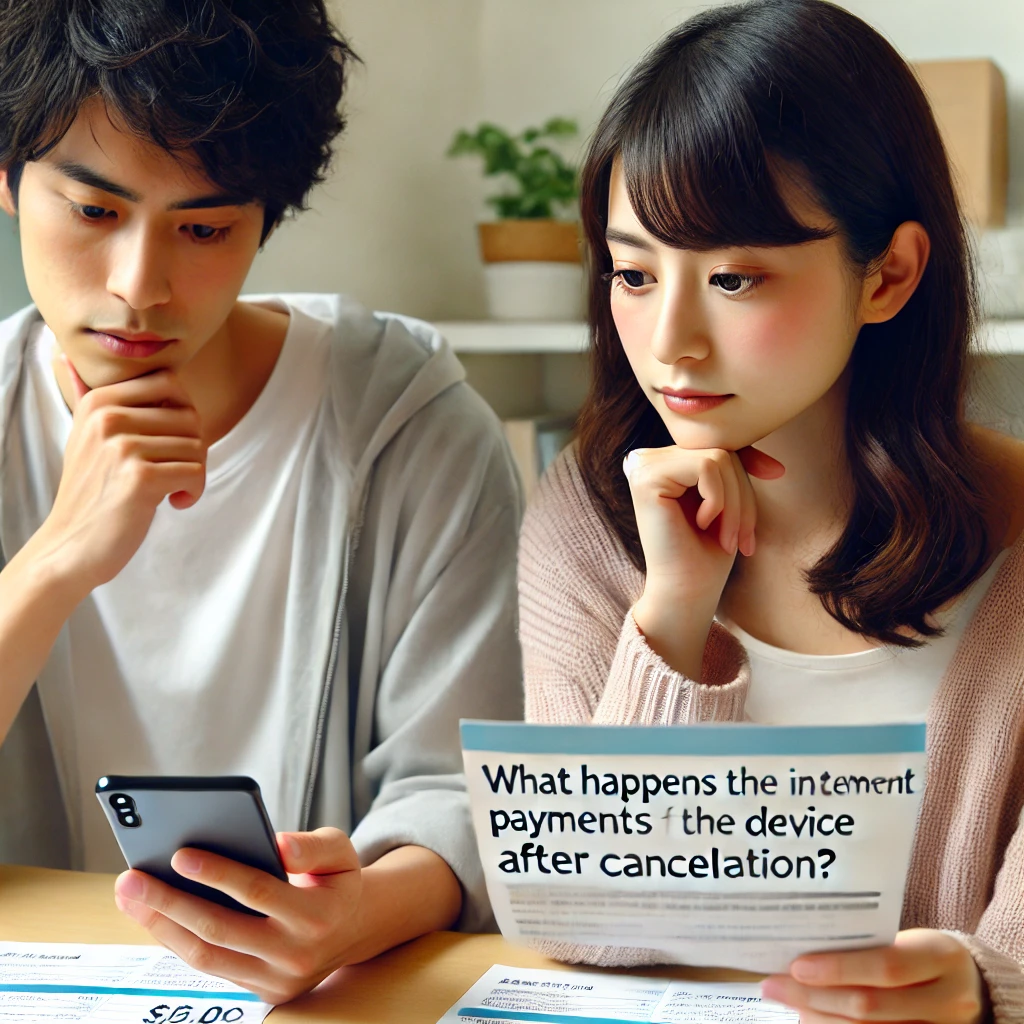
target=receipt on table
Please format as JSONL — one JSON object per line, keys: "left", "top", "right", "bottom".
{"left": 438, "top": 964, "right": 798, "bottom": 1023}
{"left": 0, "top": 941, "right": 272, "bottom": 1023}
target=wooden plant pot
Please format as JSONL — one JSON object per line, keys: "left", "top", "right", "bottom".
{"left": 478, "top": 220, "right": 582, "bottom": 264}
{"left": 478, "top": 221, "right": 584, "bottom": 321}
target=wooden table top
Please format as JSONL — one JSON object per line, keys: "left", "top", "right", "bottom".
{"left": 0, "top": 864, "right": 756, "bottom": 1021}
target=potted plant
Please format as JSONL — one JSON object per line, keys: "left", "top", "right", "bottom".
{"left": 448, "top": 118, "right": 583, "bottom": 321}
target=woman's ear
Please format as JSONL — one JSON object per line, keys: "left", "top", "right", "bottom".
{"left": 0, "top": 169, "right": 16, "bottom": 218}
{"left": 859, "top": 221, "right": 931, "bottom": 325}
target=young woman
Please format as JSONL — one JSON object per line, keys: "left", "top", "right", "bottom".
{"left": 518, "top": 1, "right": 1024, "bottom": 1020}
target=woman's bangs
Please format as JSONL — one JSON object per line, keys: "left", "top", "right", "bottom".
{"left": 617, "top": 75, "right": 832, "bottom": 252}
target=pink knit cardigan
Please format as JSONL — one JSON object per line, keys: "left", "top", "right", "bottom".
{"left": 519, "top": 450, "right": 1024, "bottom": 1022}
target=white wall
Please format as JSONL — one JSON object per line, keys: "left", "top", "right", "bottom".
{"left": 243, "top": 0, "right": 489, "bottom": 320}
{"left": 245, "top": 0, "right": 1024, "bottom": 320}
{"left": 0, "top": 221, "right": 29, "bottom": 320}
{"left": 479, "top": 0, "right": 1024, "bottom": 220}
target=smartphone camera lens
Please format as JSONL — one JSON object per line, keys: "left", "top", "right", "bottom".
{"left": 109, "top": 793, "right": 141, "bottom": 828}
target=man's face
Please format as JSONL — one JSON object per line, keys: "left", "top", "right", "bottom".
{"left": 0, "top": 97, "right": 267, "bottom": 387}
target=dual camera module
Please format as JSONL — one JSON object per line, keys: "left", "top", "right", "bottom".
{"left": 109, "top": 793, "right": 142, "bottom": 828}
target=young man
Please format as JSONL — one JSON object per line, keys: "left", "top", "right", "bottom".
{"left": 0, "top": 0, "right": 522, "bottom": 1004}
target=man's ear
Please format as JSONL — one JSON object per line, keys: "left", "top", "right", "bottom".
{"left": 859, "top": 221, "right": 931, "bottom": 325}
{"left": 0, "top": 168, "right": 16, "bottom": 218}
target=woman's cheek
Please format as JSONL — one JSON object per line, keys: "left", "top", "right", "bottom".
{"left": 612, "top": 296, "right": 656, "bottom": 380}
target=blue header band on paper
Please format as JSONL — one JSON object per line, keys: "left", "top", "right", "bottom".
{"left": 460, "top": 721, "right": 925, "bottom": 757}
{"left": 0, "top": 983, "right": 263, "bottom": 1001}
{"left": 459, "top": 1009, "right": 647, "bottom": 1024}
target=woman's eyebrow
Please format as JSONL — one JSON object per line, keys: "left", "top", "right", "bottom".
{"left": 606, "top": 227, "right": 655, "bottom": 251}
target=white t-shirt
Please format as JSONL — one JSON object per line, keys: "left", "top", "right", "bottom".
{"left": 730, "top": 549, "right": 1009, "bottom": 726}
{"left": 23, "top": 300, "right": 330, "bottom": 871}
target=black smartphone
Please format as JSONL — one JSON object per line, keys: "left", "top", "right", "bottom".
{"left": 95, "top": 775, "right": 287, "bottom": 916}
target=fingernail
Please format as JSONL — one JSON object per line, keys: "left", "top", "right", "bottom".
{"left": 175, "top": 850, "right": 202, "bottom": 875}
{"left": 284, "top": 834, "right": 302, "bottom": 860}
{"left": 622, "top": 451, "right": 637, "bottom": 479}
{"left": 119, "top": 872, "right": 144, "bottom": 901}
{"left": 760, "top": 977, "right": 787, "bottom": 1002}
{"left": 791, "top": 959, "right": 822, "bottom": 983}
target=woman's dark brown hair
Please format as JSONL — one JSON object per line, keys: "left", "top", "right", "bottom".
{"left": 576, "top": 0, "right": 991, "bottom": 647}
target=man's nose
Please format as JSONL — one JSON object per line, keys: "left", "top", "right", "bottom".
{"left": 105, "top": 226, "right": 172, "bottom": 311}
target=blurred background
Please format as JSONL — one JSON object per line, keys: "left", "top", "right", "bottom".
{"left": 0, "top": 1, "right": 1021, "bottom": 463}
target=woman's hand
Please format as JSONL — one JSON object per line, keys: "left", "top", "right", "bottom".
{"left": 760, "top": 929, "right": 986, "bottom": 1023}
{"left": 625, "top": 444, "right": 784, "bottom": 678}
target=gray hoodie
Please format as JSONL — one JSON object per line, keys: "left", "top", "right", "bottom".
{"left": 0, "top": 293, "right": 524, "bottom": 930}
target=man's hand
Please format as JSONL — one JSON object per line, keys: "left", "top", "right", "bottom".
{"left": 760, "top": 929, "right": 986, "bottom": 1023}
{"left": 113, "top": 829, "right": 462, "bottom": 1005}
{"left": 34, "top": 360, "right": 206, "bottom": 594}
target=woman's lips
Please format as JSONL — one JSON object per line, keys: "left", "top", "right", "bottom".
{"left": 88, "top": 329, "right": 176, "bottom": 359}
{"left": 658, "top": 388, "right": 732, "bottom": 414}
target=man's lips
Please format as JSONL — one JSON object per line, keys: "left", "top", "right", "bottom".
{"left": 86, "top": 329, "right": 176, "bottom": 359}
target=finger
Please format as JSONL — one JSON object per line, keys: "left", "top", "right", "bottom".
{"left": 762, "top": 972, "right": 975, "bottom": 1022}
{"left": 115, "top": 435, "right": 207, "bottom": 465}
{"left": 624, "top": 448, "right": 693, "bottom": 499}
{"left": 731, "top": 451, "right": 759, "bottom": 557}
{"left": 115, "top": 894, "right": 290, "bottom": 1004}
{"left": 137, "top": 461, "right": 207, "bottom": 508}
{"left": 714, "top": 454, "right": 742, "bottom": 555}
{"left": 61, "top": 355, "right": 90, "bottom": 399}
{"left": 277, "top": 827, "right": 360, "bottom": 877}
{"left": 116, "top": 867, "right": 286, "bottom": 959}
{"left": 792, "top": 932, "right": 958, "bottom": 989}
{"left": 93, "top": 405, "right": 203, "bottom": 439}
{"left": 78, "top": 369, "right": 195, "bottom": 411}
{"left": 693, "top": 458, "right": 725, "bottom": 532}
{"left": 169, "top": 848, "right": 315, "bottom": 930}
{"left": 737, "top": 445, "right": 785, "bottom": 480}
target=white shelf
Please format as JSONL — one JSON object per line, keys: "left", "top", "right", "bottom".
{"left": 436, "top": 321, "right": 588, "bottom": 354}
{"left": 437, "top": 319, "right": 1024, "bottom": 355}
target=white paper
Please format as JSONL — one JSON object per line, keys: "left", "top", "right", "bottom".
{"left": 437, "top": 964, "right": 798, "bottom": 1023}
{"left": 0, "top": 942, "right": 273, "bottom": 1023}
{"left": 462, "top": 722, "right": 927, "bottom": 974}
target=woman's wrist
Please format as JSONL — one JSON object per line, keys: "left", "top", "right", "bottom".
{"left": 633, "top": 585, "right": 717, "bottom": 681}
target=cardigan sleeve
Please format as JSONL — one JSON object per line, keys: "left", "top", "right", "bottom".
{"left": 518, "top": 448, "right": 749, "bottom": 726}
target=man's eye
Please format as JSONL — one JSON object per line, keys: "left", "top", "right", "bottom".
{"left": 81, "top": 205, "right": 109, "bottom": 220}
{"left": 189, "top": 224, "right": 218, "bottom": 240}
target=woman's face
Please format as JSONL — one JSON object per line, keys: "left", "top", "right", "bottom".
{"left": 606, "top": 160, "right": 864, "bottom": 452}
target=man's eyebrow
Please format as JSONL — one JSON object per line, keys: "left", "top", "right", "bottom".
{"left": 169, "top": 193, "right": 254, "bottom": 212}
{"left": 55, "top": 161, "right": 251, "bottom": 212}
{"left": 606, "top": 227, "right": 654, "bottom": 251}
{"left": 56, "top": 161, "right": 140, "bottom": 203}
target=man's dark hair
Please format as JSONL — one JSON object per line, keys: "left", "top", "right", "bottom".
{"left": 0, "top": 0, "right": 356, "bottom": 241}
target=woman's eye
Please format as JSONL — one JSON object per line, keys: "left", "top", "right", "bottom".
{"left": 608, "top": 268, "right": 652, "bottom": 292}
{"left": 710, "top": 272, "right": 764, "bottom": 296}
{"left": 81, "top": 205, "right": 110, "bottom": 220}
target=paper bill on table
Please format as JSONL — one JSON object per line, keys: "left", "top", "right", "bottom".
{"left": 0, "top": 941, "right": 273, "bottom": 1023}
{"left": 461, "top": 721, "right": 927, "bottom": 974}
{"left": 437, "top": 963, "right": 798, "bottom": 1023}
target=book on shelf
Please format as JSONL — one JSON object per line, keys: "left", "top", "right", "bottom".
{"left": 502, "top": 414, "right": 575, "bottom": 501}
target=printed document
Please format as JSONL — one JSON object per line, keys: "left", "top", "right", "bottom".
{"left": 437, "top": 964, "right": 798, "bottom": 1023}
{"left": 0, "top": 941, "right": 272, "bottom": 1022}
{"left": 462, "top": 721, "right": 927, "bottom": 974}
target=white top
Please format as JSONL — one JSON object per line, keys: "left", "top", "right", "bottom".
{"left": 731, "top": 549, "right": 1009, "bottom": 726}
{"left": 23, "top": 300, "right": 330, "bottom": 871}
